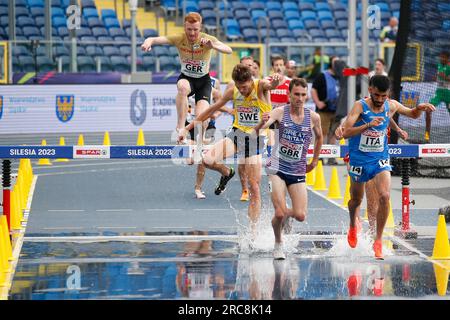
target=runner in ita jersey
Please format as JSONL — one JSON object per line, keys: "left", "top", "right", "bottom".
{"left": 254, "top": 78, "right": 323, "bottom": 260}
{"left": 341, "top": 75, "right": 435, "bottom": 259}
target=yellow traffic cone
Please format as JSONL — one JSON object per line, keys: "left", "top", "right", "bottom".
{"left": 0, "top": 216, "right": 13, "bottom": 262}
{"left": 103, "top": 131, "right": 111, "bottom": 146}
{"left": 10, "top": 189, "right": 21, "bottom": 231}
{"left": 55, "top": 137, "right": 69, "bottom": 162}
{"left": 77, "top": 134, "right": 85, "bottom": 146}
{"left": 306, "top": 159, "right": 316, "bottom": 186}
{"left": 431, "top": 215, "right": 450, "bottom": 260}
{"left": 327, "top": 167, "right": 342, "bottom": 199}
{"left": 37, "top": 139, "right": 52, "bottom": 166}
{"left": 342, "top": 175, "right": 351, "bottom": 207}
{"left": 385, "top": 200, "right": 395, "bottom": 229}
{"left": 339, "top": 138, "right": 346, "bottom": 162}
{"left": 433, "top": 261, "right": 450, "bottom": 296}
{"left": 313, "top": 160, "right": 327, "bottom": 191}
{"left": 0, "top": 224, "right": 11, "bottom": 273}
{"left": 17, "top": 174, "right": 27, "bottom": 211}
{"left": 18, "top": 159, "right": 30, "bottom": 196}
{"left": 136, "top": 129, "right": 146, "bottom": 146}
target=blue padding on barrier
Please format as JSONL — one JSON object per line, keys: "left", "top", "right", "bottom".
{"left": 0, "top": 146, "right": 73, "bottom": 159}
{"left": 110, "top": 146, "right": 189, "bottom": 159}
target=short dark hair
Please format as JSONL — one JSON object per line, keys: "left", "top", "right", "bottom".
{"left": 289, "top": 78, "right": 308, "bottom": 92}
{"left": 369, "top": 75, "right": 390, "bottom": 92}
{"left": 271, "top": 55, "right": 286, "bottom": 66}
{"left": 240, "top": 56, "right": 254, "bottom": 63}
{"left": 375, "top": 58, "right": 385, "bottom": 65}
{"left": 253, "top": 59, "right": 260, "bottom": 67}
{"left": 232, "top": 64, "right": 253, "bottom": 83}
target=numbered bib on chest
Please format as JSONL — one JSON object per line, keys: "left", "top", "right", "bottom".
{"left": 237, "top": 106, "right": 260, "bottom": 127}
{"left": 359, "top": 130, "right": 385, "bottom": 152}
{"left": 181, "top": 59, "right": 207, "bottom": 78}
{"left": 279, "top": 138, "right": 303, "bottom": 162}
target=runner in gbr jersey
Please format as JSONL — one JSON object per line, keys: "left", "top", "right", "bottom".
{"left": 141, "top": 12, "right": 232, "bottom": 131}
{"left": 179, "top": 64, "right": 280, "bottom": 229}
{"left": 341, "top": 75, "right": 436, "bottom": 259}
{"left": 254, "top": 78, "right": 323, "bottom": 260}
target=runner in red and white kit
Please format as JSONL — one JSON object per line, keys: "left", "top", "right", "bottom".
{"left": 266, "top": 56, "right": 291, "bottom": 157}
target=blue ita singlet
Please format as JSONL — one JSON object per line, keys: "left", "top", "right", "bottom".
{"left": 267, "top": 106, "right": 312, "bottom": 176}
{"left": 348, "top": 99, "right": 390, "bottom": 164}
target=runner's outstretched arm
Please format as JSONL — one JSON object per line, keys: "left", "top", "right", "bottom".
{"left": 200, "top": 38, "right": 232, "bottom": 54}
{"left": 342, "top": 101, "right": 384, "bottom": 139}
{"left": 141, "top": 36, "right": 170, "bottom": 52}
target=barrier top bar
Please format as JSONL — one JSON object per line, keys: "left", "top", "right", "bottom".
{"left": 0, "top": 144, "right": 449, "bottom": 159}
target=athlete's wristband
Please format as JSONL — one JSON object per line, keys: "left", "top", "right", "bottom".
{"left": 366, "top": 122, "right": 371, "bottom": 129}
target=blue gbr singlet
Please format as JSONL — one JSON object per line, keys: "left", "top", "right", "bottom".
{"left": 267, "top": 106, "right": 312, "bottom": 176}
{"left": 348, "top": 98, "right": 390, "bottom": 164}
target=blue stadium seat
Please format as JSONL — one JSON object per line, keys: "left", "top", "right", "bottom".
{"left": 321, "top": 20, "right": 336, "bottom": 30}
{"left": 292, "top": 29, "right": 311, "bottom": 41}
{"left": 218, "top": 9, "right": 234, "bottom": 20}
{"left": 23, "top": 26, "right": 41, "bottom": 37}
{"left": 231, "top": 1, "right": 247, "bottom": 10}
{"left": 251, "top": 9, "right": 267, "bottom": 24}
{"left": 76, "top": 27, "right": 92, "bottom": 38}
{"left": 51, "top": 7, "right": 65, "bottom": 18}
{"left": 272, "top": 19, "right": 288, "bottom": 29}
{"left": 52, "top": 16, "right": 67, "bottom": 28}
{"left": 268, "top": 10, "right": 284, "bottom": 20}
{"left": 35, "top": 16, "right": 47, "bottom": 27}
{"left": 285, "top": 11, "right": 300, "bottom": 21}
{"left": 103, "top": 46, "right": 121, "bottom": 56}
{"left": 77, "top": 56, "right": 96, "bottom": 72}
{"left": 304, "top": 19, "right": 320, "bottom": 30}
{"left": 96, "top": 56, "right": 113, "bottom": 72}
{"left": 0, "top": 26, "right": 6, "bottom": 40}
{"left": 141, "top": 55, "right": 155, "bottom": 72}
{"left": 75, "top": 46, "right": 87, "bottom": 56}
{"left": 325, "top": 29, "right": 342, "bottom": 39}
{"left": 301, "top": 10, "right": 316, "bottom": 21}
{"left": 104, "top": 18, "right": 121, "bottom": 29}
{"left": 161, "top": 0, "right": 176, "bottom": 11}
{"left": 36, "top": 56, "right": 55, "bottom": 72}
{"left": 242, "top": 28, "right": 258, "bottom": 43}
{"left": 13, "top": 46, "right": 31, "bottom": 56}
{"left": 336, "top": 19, "right": 348, "bottom": 29}
{"left": 159, "top": 56, "right": 177, "bottom": 72}
{"left": 53, "top": 46, "right": 69, "bottom": 57}
{"left": 17, "top": 16, "right": 36, "bottom": 28}
{"left": 12, "top": 56, "right": 22, "bottom": 72}
{"left": 235, "top": 9, "right": 251, "bottom": 21}
{"left": 19, "top": 56, "right": 35, "bottom": 72}
{"left": 334, "top": 11, "right": 347, "bottom": 21}
{"left": 282, "top": 1, "right": 298, "bottom": 12}
{"left": 119, "top": 46, "right": 132, "bottom": 57}
{"left": 114, "top": 36, "right": 130, "bottom": 43}
{"left": 143, "top": 28, "right": 158, "bottom": 38}
{"left": 249, "top": 2, "right": 265, "bottom": 10}
{"left": 15, "top": 7, "right": 30, "bottom": 18}
{"left": 276, "top": 28, "right": 293, "bottom": 38}
{"left": 88, "top": 17, "right": 104, "bottom": 28}
{"left": 309, "top": 28, "right": 325, "bottom": 38}
{"left": 201, "top": 9, "right": 216, "bottom": 27}
{"left": 185, "top": 1, "right": 199, "bottom": 12}
{"left": 299, "top": 2, "right": 314, "bottom": 11}
{"left": 443, "top": 20, "right": 450, "bottom": 31}
{"left": 92, "top": 27, "right": 108, "bottom": 38}
{"left": 125, "top": 27, "right": 142, "bottom": 38}
{"left": 375, "top": 2, "right": 390, "bottom": 12}
{"left": 266, "top": 1, "right": 281, "bottom": 11}
{"left": 35, "top": 46, "right": 48, "bottom": 56}
{"left": 0, "top": 7, "right": 8, "bottom": 18}
{"left": 28, "top": 0, "right": 44, "bottom": 8}
{"left": 101, "top": 9, "right": 117, "bottom": 20}
{"left": 80, "top": 0, "right": 96, "bottom": 9}
{"left": 150, "top": 46, "right": 169, "bottom": 57}
{"left": 318, "top": 11, "right": 333, "bottom": 21}
{"left": 239, "top": 19, "right": 254, "bottom": 30}
{"left": 288, "top": 19, "right": 304, "bottom": 30}
{"left": 83, "top": 8, "right": 99, "bottom": 19}
{"left": 57, "top": 26, "right": 69, "bottom": 37}
{"left": 316, "top": 2, "right": 330, "bottom": 11}
{"left": 198, "top": 1, "right": 214, "bottom": 11}
{"left": 111, "top": 55, "right": 129, "bottom": 72}
{"left": 15, "top": 0, "right": 28, "bottom": 7}
{"left": 438, "top": 3, "right": 450, "bottom": 12}
{"left": 109, "top": 27, "right": 126, "bottom": 38}
{"left": 331, "top": 2, "right": 346, "bottom": 12}
{"left": 168, "top": 46, "right": 178, "bottom": 57}
{"left": 390, "top": 2, "right": 401, "bottom": 11}
{"left": 97, "top": 35, "right": 113, "bottom": 42}
{"left": 40, "top": 26, "right": 57, "bottom": 36}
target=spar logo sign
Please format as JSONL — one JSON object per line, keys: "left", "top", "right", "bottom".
{"left": 307, "top": 145, "right": 340, "bottom": 158}
{"left": 56, "top": 95, "right": 75, "bottom": 122}
{"left": 73, "top": 146, "right": 110, "bottom": 159}
{"left": 419, "top": 144, "right": 450, "bottom": 157}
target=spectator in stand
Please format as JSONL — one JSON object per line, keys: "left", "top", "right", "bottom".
{"left": 379, "top": 17, "right": 398, "bottom": 43}
{"left": 368, "top": 58, "right": 388, "bottom": 78}
{"left": 311, "top": 56, "right": 341, "bottom": 165}
{"left": 286, "top": 60, "right": 298, "bottom": 79}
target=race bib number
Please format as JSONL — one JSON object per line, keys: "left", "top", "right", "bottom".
{"left": 359, "top": 130, "right": 385, "bottom": 152}
{"left": 237, "top": 106, "right": 260, "bottom": 127}
{"left": 349, "top": 165, "right": 363, "bottom": 176}
{"left": 181, "top": 59, "right": 207, "bottom": 78}
{"left": 279, "top": 139, "right": 303, "bottom": 162}
{"left": 378, "top": 159, "right": 390, "bottom": 168}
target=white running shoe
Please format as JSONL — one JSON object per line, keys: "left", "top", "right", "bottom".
{"left": 273, "top": 242, "right": 286, "bottom": 260}
{"left": 194, "top": 189, "right": 206, "bottom": 199}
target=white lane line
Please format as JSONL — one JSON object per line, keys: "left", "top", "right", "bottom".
{"left": 96, "top": 226, "right": 137, "bottom": 229}
{"left": 95, "top": 209, "right": 133, "bottom": 212}
{"left": 43, "top": 227, "right": 85, "bottom": 230}
{"left": 48, "top": 209, "right": 86, "bottom": 212}
{"left": 146, "top": 208, "right": 183, "bottom": 211}
{"left": 193, "top": 208, "right": 230, "bottom": 211}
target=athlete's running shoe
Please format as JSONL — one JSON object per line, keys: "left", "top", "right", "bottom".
{"left": 214, "top": 167, "right": 235, "bottom": 195}
{"left": 273, "top": 243, "right": 286, "bottom": 260}
{"left": 240, "top": 189, "right": 249, "bottom": 201}
{"left": 195, "top": 189, "right": 206, "bottom": 199}
{"left": 373, "top": 239, "right": 384, "bottom": 259}
{"left": 347, "top": 226, "right": 357, "bottom": 248}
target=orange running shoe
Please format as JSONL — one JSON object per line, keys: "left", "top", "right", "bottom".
{"left": 240, "top": 189, "right": 249, "bottom": 201}
{"left": 373, "top": 239, "right": 384, "bottom": 259}
{"left": 347, "top": 226, "right": 357, "bottom": 248}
